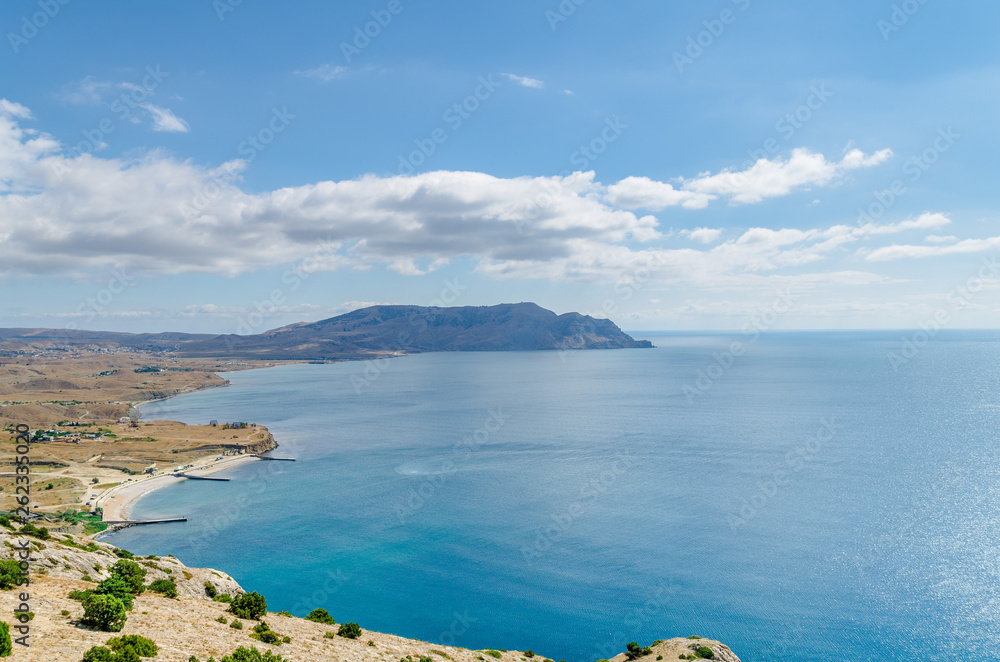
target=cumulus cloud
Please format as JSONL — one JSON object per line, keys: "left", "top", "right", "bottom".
{"left": 683, "top": 228, "right": 723, "bottom": 244}
{"left": 141, "top": 103, "right": 190, "bottom": 132}
{"left": 609, "top": 147, "right": 893, "bottom": 209}
{"left": 607, "top": 177, "right": 712, "bottom": 210}
{"left": 866, "top": 237, "right": 1000, "bottom": 262}
{"left": 0, "top": 100, "right": 959, "bottom": 290}
{"left": 294, "top": 64, "right": 349, "bottom": 82}
{"left": 501, "top": 73, "right": 545, "bottom": 88}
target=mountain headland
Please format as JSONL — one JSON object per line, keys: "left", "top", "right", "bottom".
{"left": 0, "top": 303, "right": 653, "bottom": 361}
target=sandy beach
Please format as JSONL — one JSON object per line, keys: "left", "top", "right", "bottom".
{"left": 96, "top": 452, "right": 263, "bottom": 523}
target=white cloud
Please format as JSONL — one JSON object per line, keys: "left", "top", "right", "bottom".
{"left": 926, "top": 235, "right": 958, "bottom": 244}
{"left": 610, "top": 147, "right": 892, "bottom": 210}
{"left": 501, "top": 73, "right": 545, "bottom": 89}
{"left": 683, "top": 228, "right": 723, "bottom": 244}
{"left": 866, "top": 237, "right": 1000, "bottom": 262}
{"left": 683, "top": 147, "right": 893, "bottom": 205}
{"left": 57, "top": 76, "right": 114, "bottom": 105}
{"left": 294, "top": 64, "right": 349, "bottom": 82}
{"left": 0, "top": 100, "right": 960, "bottom": 293}
{"left": 140, "top": 104, "right": 190, "bottom": 133}
{"left": 607, "top": 177, "right": 712, "bottom": 210}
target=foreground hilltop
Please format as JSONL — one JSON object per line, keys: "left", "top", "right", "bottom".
{"left": 0, "top": 527, "right": 738, "bottom": 662}
{"left": 0, "top": 303, "right": 652, "bottom": 361}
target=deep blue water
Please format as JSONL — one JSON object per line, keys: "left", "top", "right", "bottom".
{"left": 104, "top": 331, "right": 1000, "bottom": 662}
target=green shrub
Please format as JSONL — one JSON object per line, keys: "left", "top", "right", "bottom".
{"left": 250, "top": 621, "right": 282, "bottom": 645}
{"left": 69, "top": 589, "right": 96, "bottom": 602}
{"left": 626, "top": 643, "right": 652, "bottom": 660}
{"left": 109, "top": 560, "right": 147, "bottom": 595}
{"left": 337, "top": 622, "right": 362, "bottom": 639}
{"left": 81, "top": 594, "right": 127, "bottom": 632}
{"left": 19, "top": 523, "right": 49, "bottom": 540}
{"left": 214, "top": 594, "right": 232, "bottom": 604}
{"left": 204, "top": 583, "right": 218, "bottom": 598}
{"left": 0, "top": 560, "right": 24, "bottom": 590}
{"left": 686, "top": 637, "right": 701, "bottom": 640}
{"left": 230, "top": 619, "right": 243, "bottom": 630}
{"left": 525, "top": 652, "right": 535, "bottom": 659}
{"left": 111, "top": 548, "right": 135, "bottom": 560}
{"left": 251, "top": 631, "right": 279, "bottom": 645}
{"left": 304, "top": 608, "right": 335, "bottom": 625}
{"left": 81, "top": 647, "right": 115, "bottom": 662}
{"left": 323, "top": 631, "right": 335, "bottom": 639}
{"left": 95, "top": 577, "right": 135, "bottom": 610}
{"left": 228, "top": 592, "right": 267, "bottom": 620}
{"left": 281, "top": 636, "right": 290, "bottom": 644}
{"left": 275, "top": 611, "right": 292, "bottom": 618}
{"left": 693, "top": 647, "right": 714, "bottom": 660}
{"left": 106, "top": 634, "right": 158, "bottom": 657}
{"left": 0, "top": 621, "right": 11, "bottom": 657}
{"left": 215, "top": 615, "right": 228, "bottom": 624}
{"left": 484, "top": 651, "right": 502, "bottom": 659}
{"left": 148, "top": 579, "right": 177, "bottom": 598}
{"left": 219, "top": 646, "right": 286, "bottom": 662}
{"left": 656, "top": 657, "right": 663, "bottom": 661}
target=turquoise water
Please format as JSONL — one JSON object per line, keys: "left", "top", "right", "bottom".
{"left": 105, "top": 331, "right": 1000, "bottom": 661}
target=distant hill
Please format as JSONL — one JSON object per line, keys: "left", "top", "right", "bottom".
{"left": 179, "top": 303, "right": 653, "bottom": 359}
{"left": 0, "top": 303, "right": 653, "bottom": 360}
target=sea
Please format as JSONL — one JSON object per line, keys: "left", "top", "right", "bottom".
{"left": 103, "top": 331, "right": 1000, "bottom": 662}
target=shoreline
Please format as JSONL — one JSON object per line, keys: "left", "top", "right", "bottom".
{"left": 95, "top": 452, "right": 263, "bottom": 525}
{"left": 96, "top": 361, "right": 294, "bottom": 533}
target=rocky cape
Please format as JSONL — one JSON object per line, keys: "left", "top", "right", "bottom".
{"left": 0, "top": 303, "right": 653, "bottom": 360}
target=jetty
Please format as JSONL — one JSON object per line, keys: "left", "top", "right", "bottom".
{"left": 259, "top": 456, "right": 296, "bottom": 461}
{"left": 176, "top": 472, "right": 231, "bottom": 481}
{"left": 103, "top": 518, "right": 188, "bottom": 532}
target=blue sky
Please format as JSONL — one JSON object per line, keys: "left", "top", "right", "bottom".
{"left": 1, "top": 0, "right": 999, "bottom": 333}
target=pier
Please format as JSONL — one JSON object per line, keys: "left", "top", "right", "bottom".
{"left": 103, "top": 518, "right": 187, "bottom": 532}
{"left": 259, "top": 456, "right": 296, "bottom": 461}
{"left": 176, "top": 473, "right": 231, "bottom": 481}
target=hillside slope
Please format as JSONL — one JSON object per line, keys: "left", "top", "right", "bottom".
{"left": 0, "top": 528, "right": 738, "bottom": 662}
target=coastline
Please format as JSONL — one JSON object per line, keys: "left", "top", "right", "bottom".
{"left": 96, "top": 361, "right": 292, "bottom": 531}
{"left": 95, "top": 452, "right": 263, "bottom": 524}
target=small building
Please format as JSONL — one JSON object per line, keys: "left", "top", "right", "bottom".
{"left": 119, "top": 417, "right": 131, "bottom": 424}
{"left": 209, "top": 420, "right": 219, "bottom": 426}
